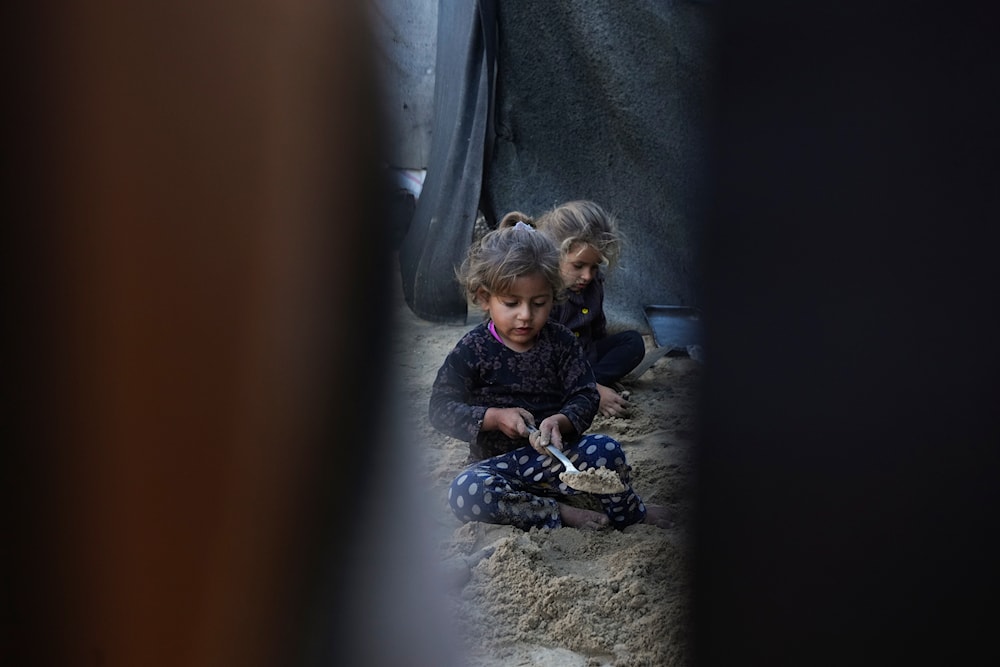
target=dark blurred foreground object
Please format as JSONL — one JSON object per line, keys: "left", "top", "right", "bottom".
{"left": 694, "top": 3, "right": 1000, "bottom": 665}
{"left": 4, "top": 2, "right": 459, "bottom": 666}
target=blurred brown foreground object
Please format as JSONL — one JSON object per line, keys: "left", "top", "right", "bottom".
{"left": 7, "top": 2, "right": 395, "bottom": 666}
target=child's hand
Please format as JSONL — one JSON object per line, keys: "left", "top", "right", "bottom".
{"left": 484, "top": 407, "right": 536, "bottom": 440}
{"left": 597, "top": 383, "right": 631, "bottom": 418}
{"left": 528, "top": 415, "right": 567, "bottom": 456}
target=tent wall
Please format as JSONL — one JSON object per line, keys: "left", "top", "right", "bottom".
{"left": 371, "top": 0, "right": 437, "bottom": 169}
{"left": 486, "top": 0, "right": 715, "bottom": 332}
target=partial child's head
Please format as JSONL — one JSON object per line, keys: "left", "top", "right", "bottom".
{"left": 457, "top": 218, "right": 563, "bottom": 349}
{"left": 458, "top": 215, "right": 562, "bottom": 306}
{"left": 497, "top": 210, "right": 535, "bottom": 228}
{"left": 535, "top": 200, "right": 622, "bottom": 293}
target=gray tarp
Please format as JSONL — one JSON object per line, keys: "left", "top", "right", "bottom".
{"left": 398, "top": 0, "right": 495, "bottom": 323}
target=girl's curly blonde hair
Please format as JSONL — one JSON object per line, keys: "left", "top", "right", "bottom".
{"left": 534, "top": 200, "right": 623, "bottom": 269}
{"left": 456, "top": 216, "right": 563, "bottom": 307}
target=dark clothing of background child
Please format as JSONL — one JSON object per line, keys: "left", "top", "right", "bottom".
{"left": 549, "top": 273, "right": 645, "bottom": 386}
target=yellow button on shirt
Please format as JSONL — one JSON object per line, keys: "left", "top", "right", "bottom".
{"left": 582, "top": 308, "right": 589, "bottom": 314}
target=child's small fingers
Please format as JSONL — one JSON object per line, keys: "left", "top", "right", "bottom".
{"left": 528, "top": 431, "right": 548, "bottom": 455}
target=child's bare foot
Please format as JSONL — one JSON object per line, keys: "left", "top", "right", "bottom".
{"left": 643, "top": 504, "right": 675, "bottom": 529}
{"left": 559, "top": 503, "right": 610, "bottom": 530}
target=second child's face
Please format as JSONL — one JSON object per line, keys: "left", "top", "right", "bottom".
{"left": 485, "top": 272, "right": 554, "bottom": 352}
{"left": 560, "top": 243, "right": 603, "bottom": 292}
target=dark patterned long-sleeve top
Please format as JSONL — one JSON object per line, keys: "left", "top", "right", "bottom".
{"left": 428, "top": 320, "right": 600, "bottom": 462}
{"left": 549, "top": 273, "right": 607, "bottom": 357}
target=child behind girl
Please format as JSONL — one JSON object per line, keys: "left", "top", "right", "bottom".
{"left": 428, "top": 217, "right": 671, "bottom": 530}
{"left": 504, "top": 201, "right": 645, "bottom": 418}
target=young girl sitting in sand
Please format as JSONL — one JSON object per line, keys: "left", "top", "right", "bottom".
{"left": 428, "top": 218, "right": 671, "bottom": 530}
{"left": 504, "top": 201, "right": 645, "bottom": 419}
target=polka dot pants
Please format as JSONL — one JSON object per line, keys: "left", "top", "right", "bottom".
{"left": 448, "top": 433, "right": 648, "bottom": 530}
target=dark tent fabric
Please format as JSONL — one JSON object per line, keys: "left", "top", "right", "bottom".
{"left": 399, "top": 0, "right": 715, "bottom": 329}
{"left": 397, "top": 0, "right": 497, "bottom": 324}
